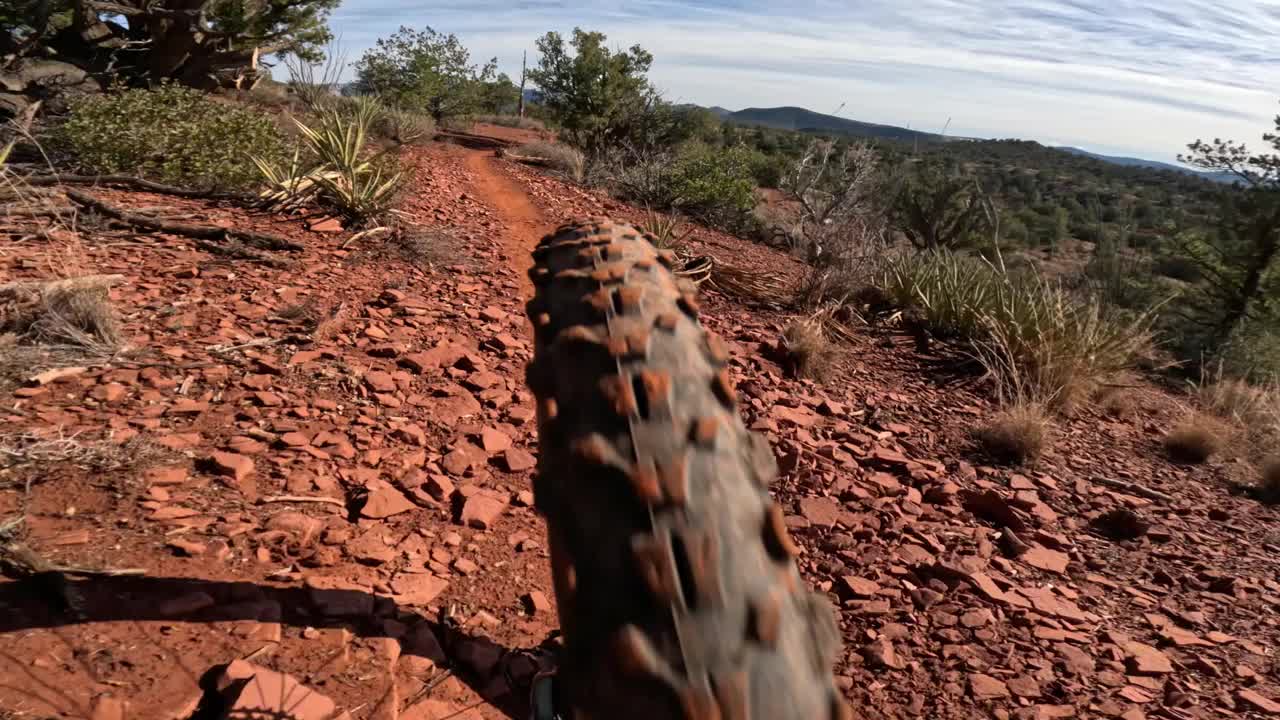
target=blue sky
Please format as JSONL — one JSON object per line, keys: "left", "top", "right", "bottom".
{"left": 326, "top": 0, "right": 1280, "bottom": 164}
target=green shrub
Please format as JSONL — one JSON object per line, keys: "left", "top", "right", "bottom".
{"left": 57, "top": 84, "right": 286, "bottom": 190}
{"left": 880, "top": 251, "right": 1155, "bottom": 409}
{"left": 668, "top": 143, "right": 757, "bottom": 222}
{"left": 374, "top": 108, "right": 435, "bottom": 145}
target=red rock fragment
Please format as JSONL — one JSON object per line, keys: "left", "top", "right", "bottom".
{"left": 217, "top": 659, "right": 337, "bottom": 720}
{"left": 207, "top": 451, "right": 254, "bottom": 483}
{"left": 524, "top": 591, "right": 553, "bottom": 616}
{"left": 970, "top": 673, "right": 1010, "bottom": 700}
{"left": 362, "top": 485, "right": 416, "bottom": 519}
{"left": 1237, "top": 689, "right": 1280, "bottom": 715}
{"left": 503, "top": 447, "right": 536, "bottom": 472}
{"left": 480, "top": 427, "right": 513, "bottom": 454}
{"left": 1123, "top": 641, "right": 1174, "bottom": 675}
{"left": 1021, "top": 545, "right": 1070, "bottom": 575}
{"left": 460, "top": 493, "right": 506, "bottom": 529}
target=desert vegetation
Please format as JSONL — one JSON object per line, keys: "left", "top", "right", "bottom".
{"left": 3, "top": 8, "right": 1277, "bottom": 487}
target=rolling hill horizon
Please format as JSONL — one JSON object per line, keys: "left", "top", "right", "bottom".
{"left": 706, "top": 105, "right": 1236, "bottom": 184}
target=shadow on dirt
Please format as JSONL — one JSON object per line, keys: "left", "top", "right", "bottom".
{"left": 0, "top": 573, "right": 552, "bottom": 719}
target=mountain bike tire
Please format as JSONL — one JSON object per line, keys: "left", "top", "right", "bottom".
{"left": 524, "top": 218, "right": 848, "bottom": 720}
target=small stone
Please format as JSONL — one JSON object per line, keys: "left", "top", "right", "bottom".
{"left": 961, "top": 608, "right": 994, "bottom": 628}
{"left": 364, "top": 371, "right": 397, "bottom": 393}
{"left": 1237, "top": 689, "right": 1280, "bottom": 715}
{"left": 460, "top": 493, "right": 506, "bottom": 529}
{"left": 799, "top": 496, "right": 842, "bottom": 528}
{"left": 840, "top": 576, "right": 881, "bottom": 599}
{"left": 217, "top": 660, "right": 336, "bottom": 720}
{"left": 452, "top": 557, "right": 479, "bottom": 575}
{"left": 207, "top": 451, "right": 254, "bottom": 483}
{"left": 1022, "top": 545, "right": 1070, "bottom": 575}
{"left": 502, "top": 447, "right": 536, "bottom": 473}
{"left": 308, "top": 217, "right": 344, "bottom": 233}
{"left": 390, "top": 574, "right": 449, "bottom": 606}
{"left": 167, "top": 538, "right": 207, "bottom": 557}
{"left": 158, "top": 591, "right": 215, "bottom": 617}
{"left": 145, "top": 466, "right": 189, "bottom": 486}
{"left": 362, "top": 486, "right": 416, "bottom": 519}
{"left": 1123, "top": 641, "right": 1174, "bottom": 675}
{"left": 862, "top": 637, "right": 904, "bottom": 670}
{"left": 426, "top": 475, "right": 456, "bottom": 501}
{"left": 523, "top": 591, "right": 553, "bottom": 616}
{"left": 970, "top": 673, "right": 1011, "bottom": 700}
{"left": 480, "top": 427, "right": 512, "bottom": 454}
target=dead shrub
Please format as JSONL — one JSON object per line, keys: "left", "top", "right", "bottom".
{"left": 516, "top": 141, "right": 585, "bottom": 183}
{"left": 1163, "top": 414, "right": 1230, "bottom": 464}
{"left": 780, "top": 317, "right": 834, "bottom": 380}
{"left": 388, "top": 224, "right": 454, "bottom": 267}
{"left": 0, "top": 433, "right": 169, "bottom": 481}
{"left": 11, "top": 283, "right": 121, "bottom": 351}
{"left": 1259, "top": 458, "right": 1280, "bottom": 504}
{"left": 974, "top": 403, "right": 1050, "bottom": 465}
{"left": 0, "top": 277, "right": 124, "bottom": 387}
{"left": 1098, "top": 388, "right": 1135, "bottom": 419}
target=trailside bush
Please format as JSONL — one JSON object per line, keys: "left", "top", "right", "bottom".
{"left": 57, "top": 84, "right": 286, "bottom": 190}
{"left": 669, "top": 143, "right": 757, "bottom": 222}
{"left": 879, "top": 250, "right": 1155, "bottom": 409}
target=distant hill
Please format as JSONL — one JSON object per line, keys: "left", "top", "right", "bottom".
{"left": 1057, "top": 147, "right": 1237, "bottom": 184}
{"left": 721, "top": 106, "right": 940, "bottom": 143}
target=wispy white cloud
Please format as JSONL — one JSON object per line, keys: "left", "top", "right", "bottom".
{"left": 327, "top": 0, "right": 1280, "bottom": 162}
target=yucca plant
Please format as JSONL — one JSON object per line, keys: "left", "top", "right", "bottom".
{"left": 639, "top": 207, "right": 692, "bottom": 250}
{"left": 254, "top": 105, "right": 403, "bottom": 223}
{"left": 294, "top": 110, "right": 402, "bottom": 220}
{"left": 880, "top": 249, "right": 1155, "bottom": 409}
{"left": 252, "top": 147, "right": 322, "bottom": 210}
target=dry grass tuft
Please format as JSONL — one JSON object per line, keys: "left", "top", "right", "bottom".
{"left": 0, "top": 277, "right": 125, "bottom": 389}
{"left": 1098, "top": 388, "right": 1136, "bottom": 419}
{"left": 1163, "top": 414, "right": 1231, "bottom": 464}
{"left": 5, "top": 281, "right": 121, "bottom": 351}
{"left": 516, "top": 141, "right": 585, "bottom": 183}
{"left": 388, "top": 224, "right": 454, "bottom": 267}
{"left": 780, "top": 317, "right": 835, "bottom": 380}
{"left": 0, "top": 433, "right": 169, "bottom": 480}
{"left": 974, "top": 403, "right": 1051, "bottom": 465}
{"left": 1197, "top": 376, "right": 1277, "bottom": 426}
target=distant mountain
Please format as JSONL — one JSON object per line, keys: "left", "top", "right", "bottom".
{"left": 1056, "top": 147, "right": 1237, "bottom": 184}
{"left": 706, "top": 106, "right": 733, "bottom": 118}
{"left": 721, "top": 106, "right": 940, "bottom": 143}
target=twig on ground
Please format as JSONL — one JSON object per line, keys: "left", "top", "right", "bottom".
{"left": 259, "top": 495, "right": 346, "bottom": 509}
{"left": 64, "top": 190, "right": 302, "bottom": 252}
{"left": 207, "top": 338, "right": 280, "bottom": 354}
{"left": 1090, "top": 476, "right": 1174, "bottom": 503}
{"left": 22, "top": 174, "right": 257, "bottom": 202}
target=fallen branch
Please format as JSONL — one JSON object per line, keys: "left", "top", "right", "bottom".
{"left": 191, "top": 238, "right": 289, "bottom": 267}
{"left": 1090, "top": 476, "right": 1175, "bottom": 503}
{"left": 501, "top": 152, "right": 552, "bottom": 167}
{"left": 22, "top": 174, "right": 257, "bottom": 202}
{"left": 0, "top": 274, "right": 125, "bottom": 299}
{"left": 64, "top": 189, "right": 303, "bottom": 253}
{"left": 259, "top": 495, "right": 346, "bottom": 509}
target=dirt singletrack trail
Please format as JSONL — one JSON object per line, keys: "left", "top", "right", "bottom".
{"left": 462, "top": 150, "right": 548, "bottom": 296}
